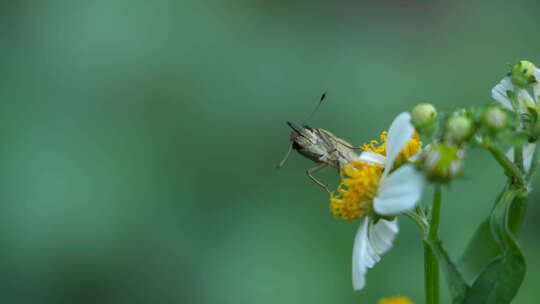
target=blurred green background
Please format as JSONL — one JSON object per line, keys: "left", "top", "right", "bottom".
{"left": 1, "top": 0, "right": 540, "bottom": 303}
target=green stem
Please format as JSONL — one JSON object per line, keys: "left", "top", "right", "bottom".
{"left": 424, "top": 186, "right": 442, "bottom": 304}
{"left": 484, "top": 142, "right": 525, "bottom": 187}
{"left": 508, "top": 88, "right": 526, "bottom": 175}
{"left": 514, "top": 146, "right": 524, "bottom": 171}
{"left": 429, "top": 186, "right": 443, "bottom": 242}
{"left": 424, "top": 245, "right": 439, "bottom": 304}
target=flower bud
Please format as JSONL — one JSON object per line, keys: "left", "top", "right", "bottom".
{"left": 411, "top": 103, "right": 437, "bottom": 137}
{"left": 510, "top": 60, "right": 537, "bottom": 88}
{"left": 422, "top": 143, "right": 465, "bottom": 182}
{"left": 483, "top": 106, "right": 508, "bottom": 133}
{"left": 445, "top": 115, "right": 474, "bottom": 144}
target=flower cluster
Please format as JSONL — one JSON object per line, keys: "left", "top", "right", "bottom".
{"left": 286, "top": 60, "right": 540, "bottom": 303}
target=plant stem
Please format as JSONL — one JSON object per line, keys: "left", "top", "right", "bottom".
{"left": 424, "top": 245, "right": 439, "bottom": 304}
{"left": 484, "top": 142, "right": 525, "bottom": 187}
{"left": 429, "top": 186, "right": 442, "bottom": 243}
{"left": 424, "top": 186, "right": 442, "bottom": 304}
{"left": 514, "top": 146, "right": 524, "bottom": 171}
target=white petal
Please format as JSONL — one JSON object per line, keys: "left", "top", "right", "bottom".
{"left": 383, "top": 112, "right": 415, "bottom": 178}
{"left": 524, "top": 143, "right": 536, "bottom": 172}
{"left": 506, "top": 143, "right": 537, "bottom": 172}
{"left": 374, "top": 165, "right": 425, "bottom": 215}
{"left": 491, "top": 77, "right": 514, "bottom": 110}
{"left": 506, "top": 147, "right": 514, "bottom": 163}
{"left": 369, "top": 218, "right": 398, "bottom": 255}
{"left": 351, "top": 218, "right": 399, "bottom": 291}
{"left": 518, "top": 89, "right": 534, "bottom": 112}
{"left": 359, "top": 151, "right": 386, "bottom": 165}
{"left": 352, "top": 219, "right": 369, "bottom": 291}
{"left": 518, "top": 89, "right": 533, "bottom": 103}
{"left": 534, "top": 68, "right": 540, "bottom": 104}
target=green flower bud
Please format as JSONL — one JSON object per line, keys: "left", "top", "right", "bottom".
{"left": 422, "top": 143, "right": 465, "bottom": 182}
{"left": 445, "top": 115, "right": 474, "bottom": 144}
{"left": 411, "top": 103, "right": 438, "bottom": 137}
{"left": 510, "top": 60, "right": 537, "bottom": 88}
{"left": 483, "top": 106, "right": 508, "bottom": 133}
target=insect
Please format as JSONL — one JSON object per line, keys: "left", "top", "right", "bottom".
{"left": 276, "top": 93, "right": 359, "bottom": 193}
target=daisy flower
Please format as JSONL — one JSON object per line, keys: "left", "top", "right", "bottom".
{"left": 378, "top": 297, "right": 414, "bottom": 304}
{"left": 491, "top": 72, "right": 539, "bottom": 113}
{"left": 491, "top": 73, "right": 538, "bottom": 172}
{"left": 330, "top": 112, "right": 426, "bottom": 290}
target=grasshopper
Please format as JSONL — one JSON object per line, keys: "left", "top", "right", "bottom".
{"left": 276, "top": 93, "right": 359, "bottom": 193}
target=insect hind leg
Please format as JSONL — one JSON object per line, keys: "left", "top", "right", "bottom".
{"left": 307, "top": 163, "right": 331, "bottom": 194}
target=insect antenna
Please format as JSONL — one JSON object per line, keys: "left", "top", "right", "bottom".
{"left": 302, "top": 91, "right": 326, "bottom": 125}
{"left": 277, "top": 92, "right": 327, "bottom": 169}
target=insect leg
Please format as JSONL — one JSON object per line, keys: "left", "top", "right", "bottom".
{"left": 307, "top": 163, "right": 331, "bottom": 194}
{"left": 276, "top": 140, "right": 294, "bottom": 169}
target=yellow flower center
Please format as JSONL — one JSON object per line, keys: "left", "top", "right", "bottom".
{"left": 330, "top": 161, "right": 383, "bottom": 220}
{"left": 396, "top": 131, "right": 422, "bottom": 167}
{"left": 361, "top": 131, "right": 388, "bottom": 155}
{"left": 330, "top": 131, "right": 422, "bottom": 221}
{"left": 378, "top": 296, "right": 414, "bottom": 304}
{"left": 360, "top": 131, "right": 422, "bottom": 168}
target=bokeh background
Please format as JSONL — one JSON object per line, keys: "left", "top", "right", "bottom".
{"left": 1, "top": 0, "right": 540, "bottom": 303}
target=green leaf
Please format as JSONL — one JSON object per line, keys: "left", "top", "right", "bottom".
{"left": 462, "top": 245, "right": 525, "bottom": 304}
{"left": 458, "top": 188, "right": 507, "bottom": 283}
{"left": 427, "top": 239, "right": 469, "bottom": 303}
{"left": 458, "top": 220, "right": 502, "bottom": 284}
{"left": 461, "top": 188, "right": 527, "bottom": 303}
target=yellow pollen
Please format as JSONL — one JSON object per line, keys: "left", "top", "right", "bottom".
{"left": 330, "top": 161, "right": 383, "bottom": 221}
{"left": 378, "top": 297, "right": 414, "bottom": 304}
{"left": 395, "top": 131, "right": 422, "bottom": 167}
{"left": 330, "top": 131, "right": 422, "bottom": 221}
{"left": 361, "top": 131, "right": 422, "bottom": 168}
{"left": 361, "top": 131, "right": 387, "bottom": 155}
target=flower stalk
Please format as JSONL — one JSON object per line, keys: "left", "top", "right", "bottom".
{"left": 424, "top": 186, "right": 442, "bottom": 304}
{"left": 514, "top": 145, "right": 524, "bottom": 171}
{"left": 483, "top": 142, "right": 525, "bottom": 187}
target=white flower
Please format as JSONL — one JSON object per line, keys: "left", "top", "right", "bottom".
{"left": 351, "top": 112, "right": 426, "bottom": 290}
{"left": 491, "top": 71, "right": 539, "bottom": 112}
{"left": 492, "top": 73, "right": 539, "bottom": 172}
{"left": 506, "top": 142, "right": 536, "bottom": 172}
